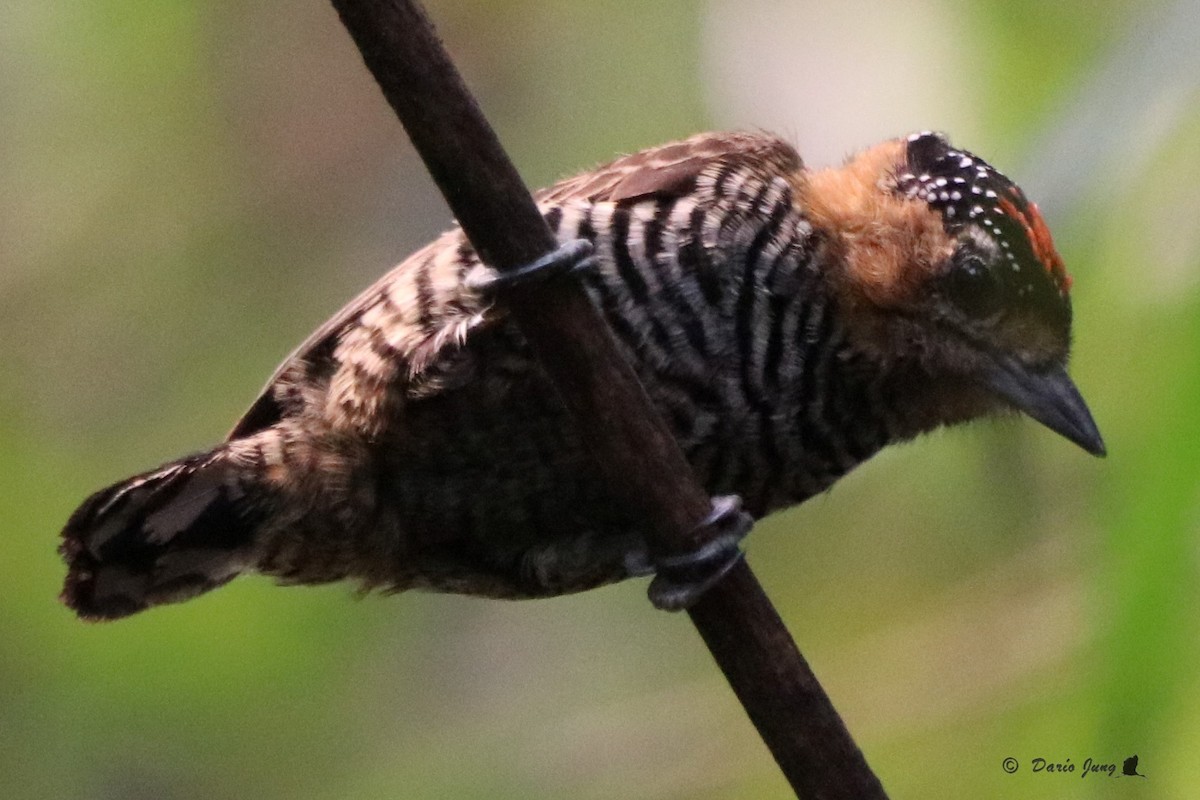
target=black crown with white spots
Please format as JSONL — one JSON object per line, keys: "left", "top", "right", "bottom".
{"left": 898, "top": 131, "right": 1072, "bottom": 334}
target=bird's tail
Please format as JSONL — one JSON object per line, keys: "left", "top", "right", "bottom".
{"left": 60, "top": 447, "right": 266, "bottom": 621}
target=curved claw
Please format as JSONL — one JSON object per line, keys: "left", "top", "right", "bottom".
{"left": 467, "top": 239, "right": 596, "bottom": 294}
{"left": 647, "top": 495, "right": 754, "bottom": 611}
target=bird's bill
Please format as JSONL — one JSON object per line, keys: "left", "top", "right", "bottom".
{"left": 982, "top": 357, "right": 1106, "bottom": 456}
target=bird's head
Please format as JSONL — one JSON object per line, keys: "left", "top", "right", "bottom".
{"left": 799, "top": 131, "right": 1104, "bottom": 455}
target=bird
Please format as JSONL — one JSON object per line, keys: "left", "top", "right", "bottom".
{"left": 59, "top": 130, "right": 1105, "bottom": 621}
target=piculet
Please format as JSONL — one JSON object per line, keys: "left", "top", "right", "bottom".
{"left": 59, "top": 131, "right": 1105, "bottom": 621}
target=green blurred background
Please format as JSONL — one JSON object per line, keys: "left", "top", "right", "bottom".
{"left": 3, "top": 0, "right": 1197, "bottom": 797}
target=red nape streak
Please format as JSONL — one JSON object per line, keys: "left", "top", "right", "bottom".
{"left": 998, "top": 197, "right": 1073, "bottom": 292}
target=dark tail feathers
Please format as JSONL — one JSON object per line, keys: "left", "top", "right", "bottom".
{"left": 60, "top": 450, "right": 263, "bottom": 621}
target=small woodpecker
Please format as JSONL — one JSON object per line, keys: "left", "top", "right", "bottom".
{"left": 60, "top": 131, "right": 1105, "bottom": 620}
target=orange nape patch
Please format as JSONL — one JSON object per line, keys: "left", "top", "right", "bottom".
{"left": 795, "top": 140, "right": 955, "bottom": 307}
{"left": 998, "top": 197, "right": 1073, "bottom": 292}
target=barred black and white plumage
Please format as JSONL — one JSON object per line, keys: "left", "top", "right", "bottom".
{"left": 60, "top": 131, "right": 1104, "bottom": 620}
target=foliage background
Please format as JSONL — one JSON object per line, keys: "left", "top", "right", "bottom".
{"left": 3, "top": 1, "right": 1197, "bottom": 797}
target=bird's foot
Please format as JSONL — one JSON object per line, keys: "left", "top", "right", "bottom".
{"left": 647, "top": 495, "right": 753, "bottom": 611}
{"left": 466, "top": 238, "right": 597, "bottom": 294}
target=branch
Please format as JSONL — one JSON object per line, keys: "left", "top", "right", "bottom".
{"left": 327, "top": 1, "right": 888, "bottom": 797}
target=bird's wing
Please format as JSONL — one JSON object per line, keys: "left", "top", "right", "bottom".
{"left": 228, "top": 231, "right": 482, "bottom": 440}
{"left": 229, "top": 291, "right": 374, "bottom": 438}
{"left": 535, "top": 131, "right": 800, "bottom": 205}
{"left": 230, "top": 131, "right": 802, "bottom": 439}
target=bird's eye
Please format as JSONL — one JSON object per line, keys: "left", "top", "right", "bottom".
{"left": 946, "top": 255, "right": 1002, "bottom": 318}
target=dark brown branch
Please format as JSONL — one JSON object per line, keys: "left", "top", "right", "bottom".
{"left": 327, "top": 1, "right": 888, "bottom": 797}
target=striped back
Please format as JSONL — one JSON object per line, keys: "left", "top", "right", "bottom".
{"left": 545, "top": 159, "right": 893, "bottom": 515}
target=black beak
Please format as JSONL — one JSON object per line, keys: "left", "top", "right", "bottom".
{"left": 982, "top": 357, "right": 1106, "bottom": 456}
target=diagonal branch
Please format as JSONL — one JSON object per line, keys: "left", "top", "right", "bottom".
{"left": 327, "top": 1, "right": 888, "bottom": 797}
